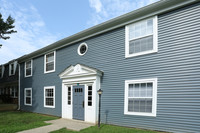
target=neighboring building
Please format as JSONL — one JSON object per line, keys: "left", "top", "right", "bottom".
{"left": 0, "top": 60, "right": 19, "bottom": 104}
{"left": 17, "top": 0, "right": 200, "bottom": 133}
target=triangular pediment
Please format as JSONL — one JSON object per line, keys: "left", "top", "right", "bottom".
{"left": 59, "top": 64, "right": 102, "bottom": 79}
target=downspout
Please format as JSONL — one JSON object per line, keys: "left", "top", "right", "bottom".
{"left": 17, "top": 63, "right": 20, "bottom": 110}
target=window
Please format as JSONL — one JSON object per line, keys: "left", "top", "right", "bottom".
{"left": 68, "top": 86, "right": 71, "bottom": 105}
{"left": 9, "top": 63, "right": 14, "bottom": 76}
{"left": 77, "top": 43, "right": 88, "bottom": 56}
{"left": 25, "top": 60, "right": 32, "bottom": 77}
{"left": 124, "top": 78, "right": 157, "bottom": 116}
{"left": 125, "top": 16, "right": 158, "bottom": 58}
{"left": 44, "top": 51, "right": 55, "bottom": 73}
{"left": 88, "top": 86, "right": 92, "bottom": 106}
{"left": 24, "top": 88, "right": 32, "bottom": 106}
{"left": 44, "top": 86, "right": 55, "bottom": 108}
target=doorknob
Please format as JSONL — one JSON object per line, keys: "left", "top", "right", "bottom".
{"left": 82, "top": 101, "right": 84, "bottom": 108}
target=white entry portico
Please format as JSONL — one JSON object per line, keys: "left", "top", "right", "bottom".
{"left": 59, "top": 64, "right": 102, "bottom": 123}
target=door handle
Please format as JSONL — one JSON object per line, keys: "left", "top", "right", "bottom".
{"left": 82, "top": 101, "right": 84, "bottom": 108}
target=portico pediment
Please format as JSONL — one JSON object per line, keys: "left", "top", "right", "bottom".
{"left": 59, "top": 64, "right": 102, "bottom": 79}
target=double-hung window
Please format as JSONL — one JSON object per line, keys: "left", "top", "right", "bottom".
{"left": 25, "top": 60, "right": 32, "bottom": 77}
{"left": 125, "top": 16, "right": 158, "bottom": 58}
{"left": 24, "top": 88, "right": 32, "bottom": 106}
{"left": 44, "top": 86, "right": 55, "bottom": 108}
{"left": 44, "top": 51, "right": 55, "bottom": 73}
{"left": 124, "top": 78, "right": 157, "bottom": 116}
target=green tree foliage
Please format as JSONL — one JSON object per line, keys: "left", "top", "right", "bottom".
{"left": 0, "top": 13, "right": 17, "bottom": 40}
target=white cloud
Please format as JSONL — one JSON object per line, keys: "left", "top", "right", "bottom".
{"left": 87, "top": 0, "right": 159, "bottom": 27}
{"left": 0, "top": 0, "right": 60, "bottom": 64}
{"left": 89, "top": 0, "right": 102, "bottom": 13}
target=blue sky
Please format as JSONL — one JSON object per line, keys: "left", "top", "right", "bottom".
{"left": 0, "top": 0, "right": 159, "bottom": 64}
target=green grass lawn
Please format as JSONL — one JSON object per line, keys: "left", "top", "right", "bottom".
{"left": 0, "top": 111, "right": 58, "bottom": 133}
{"left": 52, "top": 124, "right": 162, "bottom": 133}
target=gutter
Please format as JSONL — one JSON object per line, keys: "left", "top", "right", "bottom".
{"left": 17, "top": 63, "right": 20, "bottom": 110}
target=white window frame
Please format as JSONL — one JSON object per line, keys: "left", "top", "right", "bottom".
{"left": 77, "top": 42, "right": 88, "bottom": 56}
{"left": 9, "top": 63, "right": 15, "bottom": 76}
{"left": 125, "top": 16, "right": 158, "bottom": 58}
{"left": 25, "top": 60, "right": 33, "bottom": 77}
{"left": 44, "top": 86, "right": 55, "bottom": 108}
{"left": 44, "top": 51, "right": 56, "bottom": 73}
{"left": 124, "top": 78, "right": 157, "bottom": 117}
{"left": 24, "top": 88, "right": 32, "bottom": 106}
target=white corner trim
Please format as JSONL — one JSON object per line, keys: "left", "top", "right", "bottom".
{"left": 44, "top": 51, "right": 56, "bottom": 74}
{"left": 24, "top": 88, "right": 32, "bottom": 106}
{"left": 44, "top": 86, "right": 55, "bottom": 108}
{"left": 124, "top": 78, "right": 157, "bottom": 117}
{"left": 77, "top": 42, "right": 88, "bottom": 56}
{"left": 125, "top": 16, "right": 158, "bottom": 58}
{"left": 24, "top": 59, "right": 33, "bottom": 77}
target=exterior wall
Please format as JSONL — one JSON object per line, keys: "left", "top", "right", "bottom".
{"left": 0, "top": 62, "right": 19, "bottom": 103}
{"left": 20, "top": 2, "right": 200, "bottom": 133}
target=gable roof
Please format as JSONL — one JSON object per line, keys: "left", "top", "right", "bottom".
{"left": 18, "top": 0, "right": 199, "bottom": 63}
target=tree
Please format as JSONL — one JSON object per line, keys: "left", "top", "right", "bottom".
{"left": 0, "top": 13, "right": 17, "bottom": 40}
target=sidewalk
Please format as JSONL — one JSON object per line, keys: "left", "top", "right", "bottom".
{"left": 18, "top": 118, "right": 94, "bottom": 133}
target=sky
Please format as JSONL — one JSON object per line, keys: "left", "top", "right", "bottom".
{"left": 0, "top": 0, "right": 159, "bottom": 64}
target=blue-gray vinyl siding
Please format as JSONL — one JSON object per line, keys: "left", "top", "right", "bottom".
{"left": 20, "top": 2, "right": 200, "bottom": 133}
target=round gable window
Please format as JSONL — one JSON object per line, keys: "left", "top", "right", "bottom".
{"left": 78, "top": 43, "right": 88, "bottom": 56}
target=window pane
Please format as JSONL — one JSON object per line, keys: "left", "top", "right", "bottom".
{"left": 46, "top": 98, "right": 53, "bottom": 106}
{"left": 133, "top": 98, "right": 140, "bottom": 112}
{"left": 128, "top": 98, "right": 134, "bottom": 112}
{"left": 140, "top": 83, "right": 146, "bottom": 97}
{"left": 133, "top": 84, "right": 139, "bottom": 97}
{"left": 46, "top": 62, "right": 54, "bottom": 71}
{"left": 129, "top": 35, "right": 153, "bottom": 54}
{"left": 147, "top": 19, "right": 153, "bottom": 34}
{"left": 26, "top": 61, "right": 31, "bottom": 68}
{"left": 139, "top": 99, "right": 146, "bottom": 112}
{"left": 26, "top": 90, "right": 31, "bottom": 96}
{"left": 146, "top": 98, "right": 152, "bottom": 113}
{"left": 88, "top": 102, "right": 92, "bottom": 106}
{"left": 26, "top": 97, "right": 31, "bottom": 104}
{"left": 147, "top": 83, "right": 153, "bottom": 97}
{"left": 46, "top": 53, "right": 54, "bottom": 62}
{"left": 128, "top": 84, "right": 133, "bottom": 97}
{"left": 26, "top": 68, "right": 31, "bottom": 76}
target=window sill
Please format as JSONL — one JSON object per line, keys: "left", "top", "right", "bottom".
{"left": 124, "top": 112, "right": 156, "bottom": 117}
{"left": 125, "top": 49, "right": 157, "bottom": 58}
{"left": 25, "top": 75, "right": 32, "bottom": 78}
{"left": 44, "top": 105, "right": 55, "bottom": 108}
{"left": 44, "top": 70, "right": 55, "bottom": 74}
{"left": 24, "top": 104, "right": 32, "bottom": 106}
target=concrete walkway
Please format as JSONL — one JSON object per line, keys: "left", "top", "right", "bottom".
{"left": 18, "top": 119, "right": 94, "bottom": 133}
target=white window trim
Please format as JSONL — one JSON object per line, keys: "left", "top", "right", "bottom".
{"left": 44, "top": 86, "right": 55, "bottom": 108}
{"left": 77, "top": 42, "right": 88, "bottom": 56}
{"left": 9, "top": 63, "right": 15, "bottom": 76}
{"left": 24, "top": 88, "right": 32, "bottom": 106}
{"left": 25, "top": 60, "right": 33, "bottom": 77}
{"left": 125, "top": 16, "right": 158, "bottom": 58}
{"left": 44, "top": 51, "right": 56, "bottom": 74}
{"left": 124, "top": 78, "right": 157, "bottom": 117}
